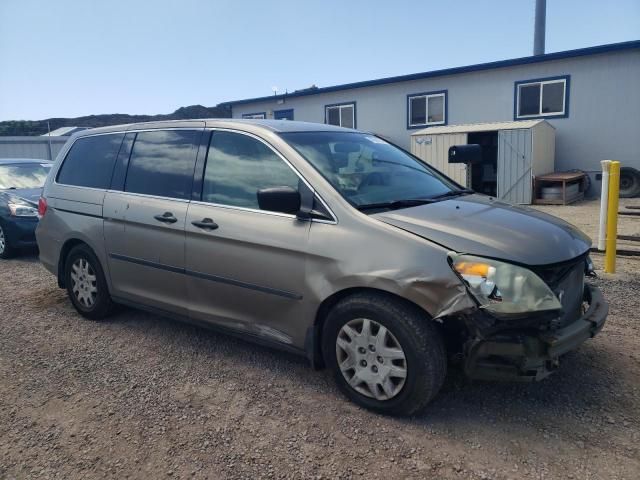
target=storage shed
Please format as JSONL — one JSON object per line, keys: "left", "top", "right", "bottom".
{"left": 411, "top": 120, "right": 555, "bottom": 204}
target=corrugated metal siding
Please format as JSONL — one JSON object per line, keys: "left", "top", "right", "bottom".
{"left": 412, "top": 133, "right": 468, "bottom": 186}
{"left": 412, "top": 122, "right": 553, "bottom": 204}
{"left": 0, "top": 137, "right": 67, "bottom": 160}
{"left": 531, "top": 122, "right": 556, "bottom": 177}
{"left": 498, "top": 129, "right": 532, "bottom": 204}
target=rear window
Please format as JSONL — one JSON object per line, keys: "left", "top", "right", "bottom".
{"left": 124, "top": 130, "right": 200, "bottom": 200}
{"left": 0, "top": 163, "right": 51, "bottom": 189}
{"left": 56, "top": 133, "right": 124, "bottom": 189}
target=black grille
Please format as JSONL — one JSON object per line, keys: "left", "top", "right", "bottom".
{"left": 532, "top": 256, "right": 586, "bottom": 328}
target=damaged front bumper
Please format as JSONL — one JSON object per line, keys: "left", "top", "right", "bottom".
{"left": 464, "top": 284, "right": 608, "bottom": 381}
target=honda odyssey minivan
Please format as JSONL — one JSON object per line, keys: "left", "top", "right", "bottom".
{"left": 36, "top": 119, "right": 608, "bottom": 415}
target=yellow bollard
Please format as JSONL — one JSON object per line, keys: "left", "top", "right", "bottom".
{"left": 604, "top": 161, "right": 621, "bottom": 273}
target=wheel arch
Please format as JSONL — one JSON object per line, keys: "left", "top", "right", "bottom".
{"left": 306, "top": 286, "right": 436, "bottom": 370}
{"left": 57, "top": 238, "right": 97, "bottom": 288}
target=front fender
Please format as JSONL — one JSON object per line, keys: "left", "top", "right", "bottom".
{"left": 310, "top": 266, "right": 476, "bottom": 321}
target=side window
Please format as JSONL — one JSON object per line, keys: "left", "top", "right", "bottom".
{"left": 325, "top": 103, "right": 356, "bottom": 128}
{"left": 241, "top": 112, "right": 266, "bottom": 119}
{"left": 110, "top": 132, "right": 135, "bottom": 191}
{"left": 202, "top": 131, "right": 299, "bottom": 210}
{"left": 407, "top": 91, "right": 446, "bottom": 128}
{"left": 124, "top": 130, "right": 199, "bottom": 200}
{"left": 274, "top": 109, "right": 294, "bottom": 120}
{"left": 56, "top": 133, "right": 124, "bottom": 189}
{"left": 515, "top": 76, "right": 569, "bottom": 119}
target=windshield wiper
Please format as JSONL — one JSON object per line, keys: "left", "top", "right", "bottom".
{"left": 428, "top": 188, "right": 474, "bottom": 200}
{"left": 356, "top": 198, "right": 436, "bottom": 211}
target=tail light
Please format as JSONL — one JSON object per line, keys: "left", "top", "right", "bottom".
{"left": 38, "top": 197, "right": 48, "bottom": 218}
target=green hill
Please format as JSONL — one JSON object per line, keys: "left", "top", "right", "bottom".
{"left": 0, "top": 104, "right": 231, "bottom": 136}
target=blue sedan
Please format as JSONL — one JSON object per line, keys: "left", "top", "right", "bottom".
{"left": 0, "top": 159, "right": 52, "bottom": 259}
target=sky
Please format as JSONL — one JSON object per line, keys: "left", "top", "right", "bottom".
{"left": 0, "top": 0, "right": 638, "bottom": 121}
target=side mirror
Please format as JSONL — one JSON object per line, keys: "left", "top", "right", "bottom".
{"left": 257, "top": 186, "right": 301, "bottom": 215}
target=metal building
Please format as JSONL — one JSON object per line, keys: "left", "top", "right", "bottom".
{"left": 221, "top": 40, "right": 640, "bottom": 196}
{"left": 411, "top": 120, "right": 555, "bottom": 204}
{"left": 0, "top": 136, "right": 68, "bottom": 161}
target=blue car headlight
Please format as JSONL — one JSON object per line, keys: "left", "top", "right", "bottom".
{"left": 8, "top": 202, "right": 38, "bottom": 217}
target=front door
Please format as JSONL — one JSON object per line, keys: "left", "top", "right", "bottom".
{"left": 185, "top": 130, "right": 310, "bottom": 346}
{"left": 104, "top": 128, "right": 202, "bottom": 316}
{"left": 497, "top": 129, "right": 532, "bottom": 204}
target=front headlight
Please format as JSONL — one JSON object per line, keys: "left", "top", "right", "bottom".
{"left": 8, "top": 202, "right": 38, "bottom": 217}
{"left": 449, "top": 253, "right": 561, "bottom": 315}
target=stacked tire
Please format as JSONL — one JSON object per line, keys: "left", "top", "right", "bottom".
{"left": 620, "top": 167, "right": 640, "bottom": 198}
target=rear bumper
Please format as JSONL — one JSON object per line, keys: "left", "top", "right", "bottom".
{"left": 464, "top": 284, "right": 608, "bottom": 381}
{"left": 1, "top": 216, "right": 38, "bottom": 248}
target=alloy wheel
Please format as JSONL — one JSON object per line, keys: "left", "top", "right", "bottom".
{"left": 70, "top": 257, "right": 98, "bottom": 308}
{"left": 336, "top": 318, "right": 408, "bottom": 401}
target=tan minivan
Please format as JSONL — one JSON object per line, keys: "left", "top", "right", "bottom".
{"left": 36, "top": 119, "right": 608, "bottom": 415}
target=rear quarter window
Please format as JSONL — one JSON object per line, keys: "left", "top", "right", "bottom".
{"left": 56, "top": 133, "right": 125, "bottom": 189}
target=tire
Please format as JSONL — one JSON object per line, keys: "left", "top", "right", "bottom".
{"left": 619, "top": 167, "right": 640, "bottom": 198}
{"left": 0, "top": 222, "right": 16, "bottom": 259}
{"left": 322, "top": 292, "right": 446, "bottom": 416}
{"left": 64, "top": 244, "right": 115, "bottom": 320}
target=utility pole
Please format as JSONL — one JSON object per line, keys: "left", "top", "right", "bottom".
{"left": 534, "top": 0, "right": 546, "bottom": 55}
{"left": 46, "top": 121, "right": 53, "bottom": 160}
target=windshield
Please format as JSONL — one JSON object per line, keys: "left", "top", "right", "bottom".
{"left": 279, "top": 132, "right": 463, "bottom": 211}
{"left": 0, "top": 163, "right": 51, "bottom": 190}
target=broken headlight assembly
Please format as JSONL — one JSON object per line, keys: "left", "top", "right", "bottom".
{"left": 448, "top": 253, "right": 561, "bottom": 315}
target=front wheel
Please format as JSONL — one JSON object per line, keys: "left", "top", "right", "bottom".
{"left": 0, "top": 223, "right": 16, "bottom": 259}
{"left": 323, "top": 293, "right": 446, "bottom": 416}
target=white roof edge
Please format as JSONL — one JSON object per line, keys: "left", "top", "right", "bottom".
{"left": 40, "top": 126, "right": 86, "bottom": 136}
{"left": 411, "top": 119, "right": 554, "bottom": 135}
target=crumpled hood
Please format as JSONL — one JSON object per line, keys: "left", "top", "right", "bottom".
{"left": 1, "top": 187, "right": 41, "bottom": 206}
{"left": 374, "top": 194, "right": 591, "bottom": 266}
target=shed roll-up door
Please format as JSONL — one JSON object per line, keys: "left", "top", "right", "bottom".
{"left": 413, "top": 133, "right": 468, "bottom": 186}
{"left": 497, "top": 129, "right": 532, "bottom": 204}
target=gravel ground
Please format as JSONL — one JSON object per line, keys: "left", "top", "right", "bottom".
{"left": 1, "top": 202, "right": 639, "bottom": 479}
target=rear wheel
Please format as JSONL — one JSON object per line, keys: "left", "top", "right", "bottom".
{"left": 0, "top": 223, "right": 16, "bottom": 259}
{"left": 64, "top": 244, "right": 115, "bottom": 320}
{"left": 323, "top": 292, "right": 446, "bottom": 416}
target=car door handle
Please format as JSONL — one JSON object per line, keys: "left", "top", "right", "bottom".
{"left": 191, "top": 218, "right": 219, "bottom": 230}
{"left": 154, "top": 212, "right": 178, "bottom": 224}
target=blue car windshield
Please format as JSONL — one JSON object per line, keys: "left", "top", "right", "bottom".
{"left": 279, "top": 132, "right": 462, "bottom": 210}
{"left": 0, "top": 163, "right": 51, "bottom": 190}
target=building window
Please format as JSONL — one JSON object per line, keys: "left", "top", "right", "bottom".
{"left": 274, "top": 109, "right": 294, "bottom": 120}
{"left": 515, "top": 76, "right": 569, "bottom": 119}
{"left": 407, "top": 91, "right": 447, "bottom": 128}
{"left": 241, "top": 112, "right": 266, "bottom": 119}
{"left": 325, "top": 102, "right": 356, "bottom": 128}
